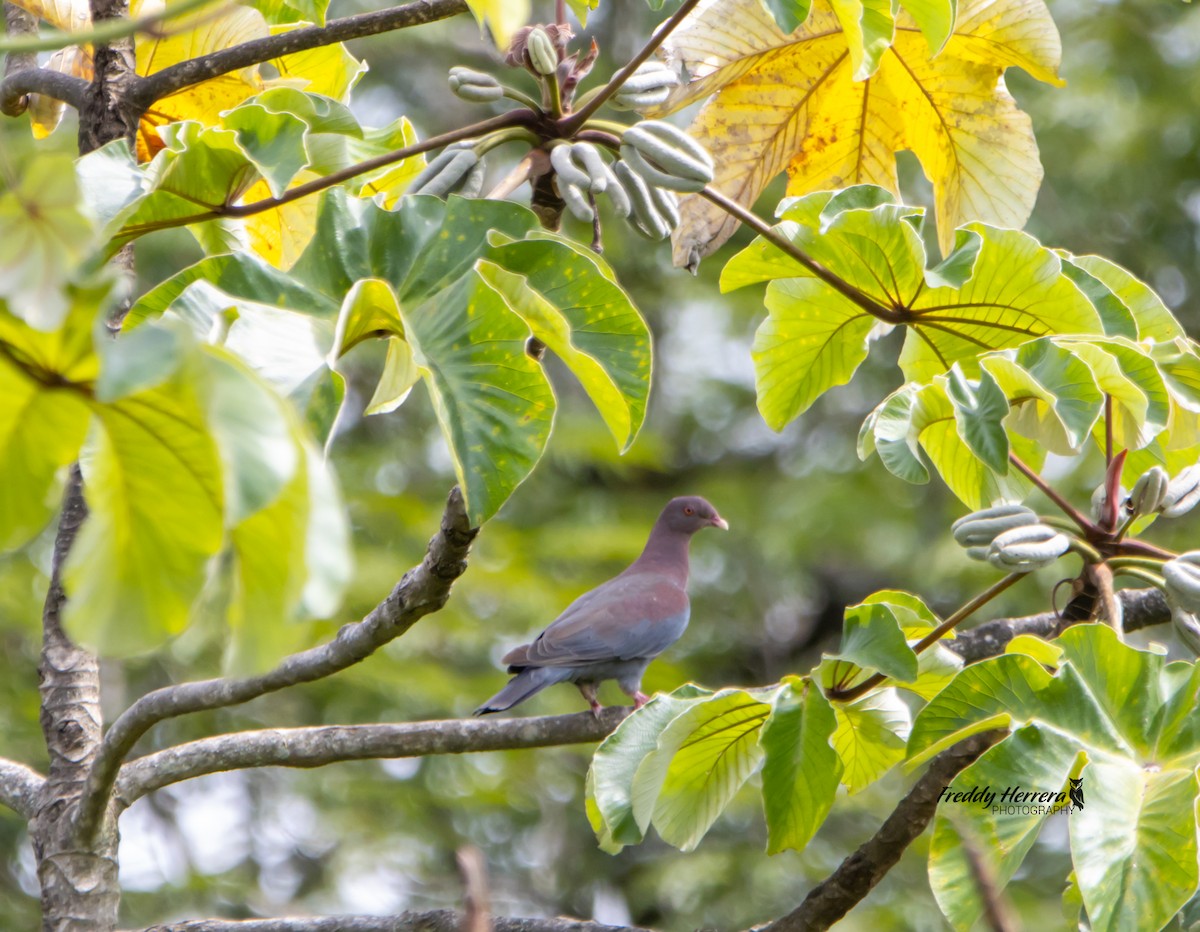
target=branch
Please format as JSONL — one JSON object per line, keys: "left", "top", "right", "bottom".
{"left": 755, "top": 730, "right": 1005, "bottom": 932}
{"left": 129, "top": 0, "right": 468, "bottom": 109}
{"left": 0, "top": 0, "right": 216, "bottom": 54}
{"left": 75, "top": 486, "right": 478, "bottom": 844}
{"left": 0, "top": 65, "right": 89, "bottom": 114}
{"left": 126, "top": 912, "right": 650, "bottom": 932}
{"left": 561, "top": 0, "right": 700, "bottom": 131}
{"left": 945, "top": 586, "right": 1170, "bottom": 664}
{"left": 115, "top": 708, "right": 630, "bottom": 807}
{"left": 0, "top": 758, "right": 44, "bottom": 819}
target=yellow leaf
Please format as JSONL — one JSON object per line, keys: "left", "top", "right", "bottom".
{"left": 465, "top": 0, "right": 529, "bottom": 50}
{"left": 659, "top": 0, "right": 1063, "bottom": 266}
{"left": 29, "top": 45, "right": 91, "bottom": 139}
{"left": 239, "top": 172, "right": 320, "bottom": 269}
{"left": 269, "top": 24, "right": 366, "bottom": 101}
{"left": 8, "top": 0, "right": 89, "bottom": 31}
{"left": 136, "top": 3, "right": 270, "bottom": 160}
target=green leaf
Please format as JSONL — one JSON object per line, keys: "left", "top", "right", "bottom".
{"left": 831, "top": 0, "right": 895, "bottom": 79}
{"left": 0, "top": 153, "right": 98, "bottom": 330}
{"left": 1005, "top": 634, "right": 1063, "bottom": 667}
{"left": 64, "top": 376, "right": 225, "bottom": 654}
{"left": 832, "top": 601, "right": 919, "bottom": 682}
{"left": 96, "top": 321, "right": 190, "bottom": 402}
{"left": 900, "top": 0, "right": 957, "bottom": 56}
{"left": 464, "top": 0, "right": 529, "bottom": 47}
{"left": 752, "top": 278, "right": 876, "bottom": 429}
{"left": 1057, "top": 336, "right": 1169, "bottom": 452}
{"left": 1068, "top": 254, "right": 1185, "bottom": 344}
{"left": 565, "top": 0, "right": 599, "bottom": 25}
{"left": 832, "top": 687, "right": 911, "bottom": 792}
{"left": 943, "top": 364, "right": 1009, "bottom": 474}
{"left": 587, "top": 684, "right": 714, "bottom": 852}
{"left": 639, "top": 688, "right": 773, "bottom": 851}
{"left": 859, "top": 386, "right": 930, "bottom": 483}
{"left": 899, "top": 225, "right": 1101, "bottom": 384}
{"left": 1070, "top": 762, "right": 1199, "bottom": 932}
{"left": 760, "top": 680, "right": 841, "bottom": 854}
{"left": 981, "top": 337, "right": 1103, "bottom": 454}
{"left": 761, "top": 0, "right": 812, "bottom": 34}
{"left": 405, "top": 270, "right": 554, "bottom": 524}
{"left": 330, "top": 278, "right": 419, "bottom": 415}
{"left": 0, "top": 352, "right": 90, "bottom": 550}
{"left": 907, "top": 653, "right": 1052, "bottom": 764}
{"left": 481, "top": 233, "right": 651, "bottom": 451}
{"left": 929, "top": 723, "right": 1083, "bottom": 930}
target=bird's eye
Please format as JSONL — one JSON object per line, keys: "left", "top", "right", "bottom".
{"left": 684, "top": 506, "right": 694, "bottom": 515}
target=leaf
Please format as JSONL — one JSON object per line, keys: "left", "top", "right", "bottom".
{"left": 465, "top": 0, "right": 529, "bottom": 49}
{"left": 587, "top": 684, "right": 714, "bottom": 852}
{"left": 481, "top": 233, "right": 651, "bottom": 451}
{"left": 0, "top": 347, "right": 91, "bottom": 550}
{"left": 1070, "top": 762, "right": 1199, "bottom": 932}
{"left": 636, "top": 688, "right": 773, "bottom": 851}
{"left": 751, "top": 278, "right": 876, "bottom": 428}
{"left": 1005, "top": 634, "right": 1063, "bottom": 668}
{"left": 1068, "top": 254, "right": 1185, "bottom": 344}
{"left": 29, "top": 45, "right": 90, "bottom": 139}
{"left": 759, "top": 680, "right": 842, "bottom": 853}
{"left": 943, "top": 364, "right": 1009, "bottom": 474}
{"left": 832, "top": 687, "right": 910, "bottom": 792}
{"left": 660, "top": 0, "right": 1063, "bottom": 265}
{"left": 762, "top": 0, "right": 812, "bottom": 33}
{"left": 831, "top": 600, "right": 919, "bottom": 682}
{"left": 64, "top": 375, "right": 225, "bottom": 654}
{"left": 929, "top": 723, "right": 1083, "bottom": 930}
{"left": 0, "top": 153, "right": 98, "bottom": 329}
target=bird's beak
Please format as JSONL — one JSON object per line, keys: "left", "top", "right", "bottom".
{"left": 712, "top": 515, "right": 729, "bottom": 530}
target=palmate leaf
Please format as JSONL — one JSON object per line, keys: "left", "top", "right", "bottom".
{"left": 656, "top": 0, "right": 1062, "bottom": 265}
{"left": 913, "top": 626, "right": 1200, "bottom": 932}
{"left": 724, "top": 193, "right": 1101, "bottom": 427}
{"left": 132, "top": 193, "right": 652, "bottom": 523}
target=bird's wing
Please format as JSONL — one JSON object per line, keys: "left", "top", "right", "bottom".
{"left": 521, "top": 572, "right": 690, "bottom": 667}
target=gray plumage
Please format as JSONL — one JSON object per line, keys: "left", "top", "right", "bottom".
{"left": 475, "top": 496, "right": 728, "bottom": 716}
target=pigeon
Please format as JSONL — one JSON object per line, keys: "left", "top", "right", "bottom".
{"left": 475, "top": 496, "right": 728, "bottom": 716}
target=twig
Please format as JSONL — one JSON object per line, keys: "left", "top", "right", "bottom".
{"left": 829, "top": 573, "right": 1025, "bottom": 702}
{"left": 129, "top": 0, "right": 469, "bottom": 109}
{"left": 753, "top": 730, "right": 1006, "bottom": 932}
{"left": 114, "top": 709, "right": 630, "bottom": 807}
{"left": 0, "top": 64, "right": 89, "bottom": 115}
{"left": 0, "top": 758, "right": 44, "bottom": 819}
{"left": 75, "top": 486, "right": 478, "bottom": 845}
{"left": 1008, "top": 454, "right": 1094, "bottom": 534}
{"left": 562, "top": 0, "right": 701, "bottom": 129}
{"left": 942, "top": 586, "right": 1170, "bottom": 664}
{"left": 699, "top": 187, "right": 903, "bottom": 324}
{"left": 457, "top": 846, "right": 492, "bottom": 932}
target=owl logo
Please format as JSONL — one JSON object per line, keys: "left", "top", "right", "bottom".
{"left": 1069, "top": 777, "right": 1085, "bottom": 810}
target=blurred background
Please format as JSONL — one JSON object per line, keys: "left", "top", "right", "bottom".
{"left": 2, "top": 0, "right": 1199, "bottom": 927}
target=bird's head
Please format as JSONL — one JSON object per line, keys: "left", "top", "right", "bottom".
{"left": 662, "top": 496, "right": 729, "bottom": 534}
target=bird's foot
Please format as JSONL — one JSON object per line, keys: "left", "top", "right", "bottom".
{"left": 632, "top": 691, "right": 650, "bottom": 710}
{"left": 589, "top": 699, "right": 604, "bottom": 720}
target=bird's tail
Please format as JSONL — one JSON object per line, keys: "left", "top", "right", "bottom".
{"left": 474, "top": 666, "right": 569, "bottom": 715}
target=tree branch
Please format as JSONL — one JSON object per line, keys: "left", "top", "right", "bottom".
{"left": 0, "top": 758, "right": 44, "bottom": 819}
{"left": 129, "top": 0, "right": 468, "bottom": 110}
{"left": 115, "top": 708, "right": 630, "bottom": 807}
{"left": 0, "top": 65, "right": 90, "bottom": 114}
{"left": 75, "top": 486, "right": 478, "bottom": 844}
{"left": 755, "top": 730, "right": 1006, "bottom": 932}
{"left": 126, "top": 912, "right": 651, "bottom": 932}
{"left": 945, "top": 586, "right": 1170, "bottom": 664}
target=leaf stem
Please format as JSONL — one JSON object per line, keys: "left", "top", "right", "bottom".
{"left": 560, "top": 0, "right": 701, "bottom": 131}
{"left": 1110, "top": 566, "right": 1165, "bottom": 588}
{"left": 828, "top": 573, "right": 1025, "bottom": 703}
{"left": 1104, "top": 394, "right": 1114, "bottom": 467}
{"left": 1009, "top": 453, "right": 1094, "bottom": 535}
{"left": 699, "top": 186, "right": 905, "bottom": 324}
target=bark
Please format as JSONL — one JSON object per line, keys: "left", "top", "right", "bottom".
{"left": 115, "top": 709, "right": 630, "bottom": 806}
{"left": 127, "top": 913, "right": 651, "bottom": 932}
{"left": 0, "top": 758, "right": 45, "bottom": 819}
{"left": 755, "top": 731, "right": 1006, "bottom": 932}
{"left": 32, "top": 468, "right": 120, "bottom": 932}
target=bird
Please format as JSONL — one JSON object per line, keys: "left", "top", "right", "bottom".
{"left": 475, "top": 496, "right": 728, "bottom": 717}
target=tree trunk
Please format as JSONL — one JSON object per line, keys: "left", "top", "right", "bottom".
{"left": 34, "top": 0, "right": 136, "bottom": 922}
